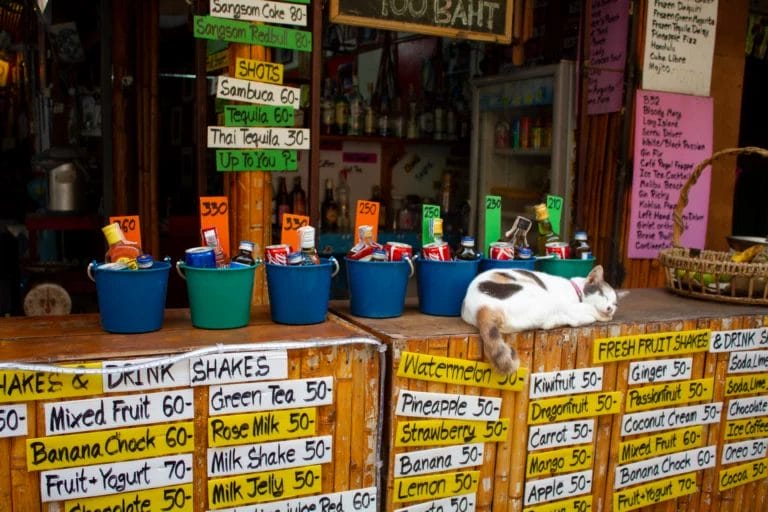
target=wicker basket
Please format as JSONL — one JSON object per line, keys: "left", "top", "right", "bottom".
{"left": 658, "top": 146, "right": 768, "bottom": 305}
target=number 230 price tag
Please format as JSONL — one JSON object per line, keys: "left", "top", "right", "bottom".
{"left": 281, "top": 213, "right": 309, "bottom": 252}
{"left": 354, "top": 200, "right": 379, "bottom": 242}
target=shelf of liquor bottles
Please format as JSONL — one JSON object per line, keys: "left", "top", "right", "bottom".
{"left": 320, "top": 134, "right": 464, "bottom": 146}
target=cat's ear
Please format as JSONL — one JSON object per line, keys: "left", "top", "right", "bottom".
{"left": 616, "top": 290, "right": 630, "bottom": 301}
{"left": 586, "top": 265, "right": 604, "bottom": 284}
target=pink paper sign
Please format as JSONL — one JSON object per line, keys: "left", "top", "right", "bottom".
{"left": 587, "top": 0, "right": 629, "bottom": 115}
{"left": 628, "top": 90, "right": 713, "bottom": 259}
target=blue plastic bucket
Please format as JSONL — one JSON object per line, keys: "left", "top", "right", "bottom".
{"left": 88, "top": 260, "right": 171, "bottom": 334}
{"left": 416, "top": 258, "right": 480, "bottom": 316}
{"left": 346, "top": 257, "right": 413, "bottom": 318}
{"left": 480, "top": 257, "right": 537, "bottom": 272}
{"left": 266, "top": 258, "right": 339, "bottom": 325}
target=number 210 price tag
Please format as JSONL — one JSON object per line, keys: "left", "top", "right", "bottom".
{"left": 281, "top": 213, "right": 309, "bottom": 252}
{"left": 354, "top": 200, "right": 379, "bottom": 243}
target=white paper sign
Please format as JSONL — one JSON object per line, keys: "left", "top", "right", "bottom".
{"left": 216, "top": 76, "right": 301, "bottom": 107}
{"left": 207, "top": 126, "right": 310, "bottom": 150}
{"left": 530, "top": 367, "right": 604, "bottom": 399}
{"left": 394, "top": 493, "right": 476, "bottom": 512}
{"left": 209, "top": 376, "right": 333, "bottom": 415}
{"left": 614, "top": 446, "right": 715, "bottom": 489}
{"left": 628, "top": 358, "right": 692, "bottom": 385}
{"left": 393, "top": 443, "right": 484, "bottom": 477}
{"left": 729, "top": 351, "right": 768, "bottom": 374}
{"left": 528, "top": 420, "right": 595, "bottom": 452}
{"left": 212, "top": 487, "right": 378, "bottom": 512}
{"left": 102, "top": 358, "right": 190, "bottom": 392}
{"left": 621, "top": 402, "right": 722, "bottom": 436}
{"left": 207, "top": 435, "right": 332, "bottom": 477}
{"left": 209, "top": 0, "right": 308, "bottom": 26}
{"left": 524, "top": 469, "right": 592, "bottom": 506}
{"left": 711, "top": 328, "right": 768, "bottom": 352}
{"left": 641, "top": 0, "right": 718, "bottom": 95}
{"left": 727, "top": 396, "right": 768, "bottom": 420}
{"left": 0, "top": 404, "right": 27, "bottom": 438}
{"left": 396, "top": 390, "right": 500, "bottom": 421}
{"left": 189, "top": 350, "right": 288, "bottom": 386}
{"left": 722, "top": 438, "right": 768, "bottom": 465}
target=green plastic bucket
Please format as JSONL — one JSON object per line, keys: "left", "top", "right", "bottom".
{"left": 176, "top": 261, "right": 257, "bottom": 329}
{"left": 538, "top": 256, "right": 595, "bottom": 278}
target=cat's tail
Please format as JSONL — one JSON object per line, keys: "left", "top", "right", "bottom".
{"left": 477, "top": 306, "right": 518, "bottom": 375}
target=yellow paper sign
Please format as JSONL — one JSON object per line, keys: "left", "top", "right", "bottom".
{"left": 625, "top": 378, "right": 714, "bottom": 412}
{"left": 528, "top": 391, "right": 622, "bottom": 425}
{"left": 719, "top": 458, "right": 768, "bottom": 491}
{"left": 280, "top": 213, "right": 309, "bottom": 252}
{"left": 234, "top": 57, "right": 284, "bottom": 84}
{"left": 207, "top": 49, "right": 229, "bottom": 72}
{"left": 726, "top": 373, "right": 768, "bottom": 396}
{"left": 200, "top": 196, "right": 230, "bottom": 258}
{"left": 208, "top": 465, "right": 321, "bottom": 508}
{"left": 354, "top": 200, "right": 380, "bottom": 243}
{"left": 0, "top": 363, "right": 103, "bottom": 403}
{"left": 395, "top": 418, "right": 509, "bottom": 447}
{"left": 208, "top": 408, "right": 316, "bottom": 447}
{"left": 593, "top": 329, "right": 710, "bottom": 363}
{"left": 393, "top": 470, "right": 479, "bottom": 503}
{"left": 724, "top": 417, "right": 768, "bottom": 441}
{"left": 26, "top": 421, "right": 193, "bottom": 471}
{"left": 613, "top": 472, "right": 697, "bottom": 511}
{"left": 396, "top": 352, "right": 526, "bottom": 391}
{"left": 618, "top": 426, "right": 704, "bottom": 464}
{"left": 526, "top": 444, "right": 594, "bottom": 478}
{"left": 64, "top": 483, "right": 193, "bottom": 512}
{"left": 523, "top": 495, "right": 592, "bottom": 512}
{"left": 109, "top": 215, "right": 142, "bottom": 246}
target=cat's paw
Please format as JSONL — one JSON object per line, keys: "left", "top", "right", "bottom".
{"left": 490, "top": 345, "right": 519, "bottom": 375}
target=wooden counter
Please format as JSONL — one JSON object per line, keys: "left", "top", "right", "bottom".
{"left": 331, "top": 289, "right": 768, "bottom": 512}
{"left": 0, "top": 307, "right": 383, "bottom": 512}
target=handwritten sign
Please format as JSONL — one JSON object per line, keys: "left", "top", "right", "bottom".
{"left": 102, "top": 358, "right": 190, "bottom": 392}
{"left": 396, "top": 493, "right": 476, "bottom": 512}
{"left": 625, "top": 378, "right": 713, "bottom": 412}
{"left": 330, "top": 0, "right": 512, "bottom": 43}
{"left": 224, "top": 104, "right": 293, "bottom": 127}
{"left": 217, "top": 150, "right": 299, "bottom": 172}
{"left": 64, "top": 483, "right": 194, "bottom": 512}
{"left": 393, "top": 443, "right": 484, "bottom": 477}
{"left": 721, "top": 438, "right": 768, "bottom": 466}
{"left": 530, "top": 367, "right": 604, "bottom": 399}
{"left": 484, "top": 195, "right": 501, "bottom": 256}
{"left": 193, "top": 15, "right": 312, "bottom": 52}
{"left": 204, "top": 488, "right": 378, "bottom": 512}
{"left": 355, "top": 200, "right": 380, "bottom": 243}
{"left": 208, "top": 376, "right": 333, "bottom": 415}
{"left": 528, "top": 391, "right": 621, "bottom": 424}
{"left": 522, "top": 495, "right": 592, "bottom": 512}
{"left": 207, "top": 435, "right": 332, "bottom": 476}
{"left": 0, "top": 363, "right": 103, "bottom": 403}
{"left": 109, "top": 216, "right": 142, "bottom": 245}
{"left": 614, "top": 445, "right": 715, "bottom": 489}
{"left": 727, "top": 396, "right": 768, "bottom": 420}
{"left": 396, "top": 352, "right": 526, "bottom": 391}
{"left": 628, "top": 90, "right": 712, "bottom": 258}
{"left": 726, "top": 374, "right": 768, "bottom": 397}
{"left": 216, "top": 76, "right": 300, "bottom": 108}
{"left": 593, "top": 329, "right": 710, "bottom": 363}
{"left": 719, "top": 459, "right": 768, "bottom": 491}
{"left": 200, "top": 196, "right": 230, "bottom": 259}
{"left": 189, "top": 350, "right": 288, "bottom": 386}
{"left": 546, "top": 195, "right": 564, "bottom": 236}
{"left": 421, "top": 204, "right": 440, "bottom": 245}
{"left": 207, "top": 49, "right": 229, "bottom": 72}
{"left": 394, "top": 470, "right": 479, "bottom": 503}
{"left": 725, "top": 417, "right": 768, "bottom": 441}
{"left": 210, "top": 0, "right": 308, "bottom": 26}
{"left": 0, "top": 404, "right": 27, "bottom": 438}
{"left": 208, "top": 126, "right": 309, "bottom": 150}
{"left": 526, "top": 444, "right": 594, "bottom": 478}
{"left": 587, "top": 0, "right": 628, "bottom": 115}
{"left": 618, "top": 426, "right": 703, "bottom": 465}
{"left": 728, "top": 350, "right": 768, "bottom": 374}
{"left": 280, "top": 213, "right": 309, "bottom": 252}
{"left": 26, "top": 421, "right": 194, "bottom": 471}
{"left": 613, "top": 472, "right": 697, "bottom": 511}
{"left": 641, "top": 0, "right": 718, "bottom": 96}
{"left": 234, "top": 57, "right": 284, "bottom": 84}
{"left": 395, "top": 418, "right": 509, "bottom": 447}
{"left": 621, "top": 402, "right": 722, "bottom": 436}
{"left": 208, "top": 465, "right": 321, "bottom": 508}
{"left": 524, "top": 469, "right": 592, "bottom": 506}
{"left": 628, "top": 358, "right": 692, "bottom": 385}
{"left": 712, "top": 327, "right": 768, "bottom": 352}
{"left": 396, "top": 390, "right": 501, "bottom": 421}
{"left": 528, "top": 420, "right": 594, "bottom": 452}
{"left": 207, "top": 408, "right": 317, "bottom": 446}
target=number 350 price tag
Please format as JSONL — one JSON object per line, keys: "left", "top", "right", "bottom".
{"left": 281, "top": 213, "right": 309, "bottom": 252}
{"left": 354, "top": 200, "right": 379, "bottom": 243}
{"left": 109, "top": 215, "right": 142, "bottom": 245}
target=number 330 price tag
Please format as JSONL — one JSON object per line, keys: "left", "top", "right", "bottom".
{"left": 281, "top": 213, "right": 309, "bottom": 252}
{"left": 109, "top": 215, "right": 142, "bottom": 245}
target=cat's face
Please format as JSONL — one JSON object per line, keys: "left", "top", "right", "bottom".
{"left": 582, "top": 266, "right": 625, "bottom": 321}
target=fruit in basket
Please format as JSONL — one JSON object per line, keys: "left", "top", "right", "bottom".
{"left": 674, "top": 269, "right": 730, "bottom": 287}
{"left": 731, "top": 244, "right": 765, "bottom": 263}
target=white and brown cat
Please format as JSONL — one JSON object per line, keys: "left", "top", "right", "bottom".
{"left": 461, "top": 265, "right": 627, "bottom": 375}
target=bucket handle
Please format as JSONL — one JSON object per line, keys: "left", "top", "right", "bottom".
{"left": 404, "top": 255, "right": 414, "bottom": 278}
{"left": 329, "top": 256, "right": 340, "bottom": 278}
{"left": 86, "top": 260, "right": 97, "bottom": 282}
{"left": 176, "top": 260, "right": 186, "bottom": 280}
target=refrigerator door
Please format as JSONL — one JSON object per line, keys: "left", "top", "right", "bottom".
{"left": 469, "top": 61, "right": 576, "bottom": 252}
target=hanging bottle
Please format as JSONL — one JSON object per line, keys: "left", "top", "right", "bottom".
{"left": 369, "top": 184, "right": 387, "bottom": 230}
{"left": 289, "top": 176, "right": 307, "bottom": 216}
{"left": 334, "top": 78, "right": 349, "bottom": 135}
{"left": 406, "top": 83, "right": 419, "bottom": 139}
{"left": 364, "top": 82, "right": 377, "bottom": 136}
{"left": 336, "top": 170, "right": 351, "bottom": 232}
{"left": 348, "top": 75, "right": 363, "bottom": 136}
{"left": 321, "top": 178, "right": 339, "bottom": 232}
{"left": 321, "top": 77, "right": 334, "bottom": 136}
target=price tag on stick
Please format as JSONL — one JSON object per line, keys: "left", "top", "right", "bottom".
{"left": 354, "top": 200, "right": 379, "bottom": 243}
{"left": 281, "top": 213, "right": 309, "bottom": 252}
{"left": 200, "top": 196, "right": 230, "bottom": 258}
{"left": 546, "top": 194, "right": 564, "bottom": 236}
{"left": 421, "top": 204, "right": 441, "bottom": 245}
{"left": 484, "top": 195, "right": 502, "bottom": 256}
{"left": 109, "top": 215, "right": 142, "bottom": 246}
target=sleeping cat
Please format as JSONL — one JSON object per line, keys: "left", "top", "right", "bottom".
{"left": 461, "top": 265, "right": 627, "bottom": 375}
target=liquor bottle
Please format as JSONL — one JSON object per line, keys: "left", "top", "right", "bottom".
{"left": 336, "top": 170, "right": 351, "bottom": 232}
{"left": 102, "top": 222, "right": 141, "bottom": 269}
{"left": 321, "top": 178, "right": 339, "bottom": 232}
{"left": 231, "top": 240, "right": 256, "bottom": 266}
{"left": 439, "top": 172, "right": 452, "bottom": 216}
{"left": 570, "top": 231, "right": 592, "bottom": 260}
{"left": 390, "top": 94, "right": 404, "bottom": 138}
{"left": 298, "top": 225, "right": 320, "bottom": 265}
{"left": 321, "top": 77, "right": 334, "bottom": 136}
{"left": 347, "top": 75, "right": 363, "bottom": 136}
{"left": 534, "top": 203, "right": 559, "bottom": 256}
{"left": 433, "top": 90, "right": 446, "bottom": 141}
{"left": 290, "top": 176, "right": 307, "bottom": 216}
{"left": 334, "top": 78, "right": 349, "bottom": 135}
{"left": 406, "top": 83, "right": 419, "bottom": 139}
{"left": 455, "top": 236, "right": 479, "bottom": 261}
{"left": 275, "top": 176, "right": 290, "bottom": 230}
{"left": 378, "top": 93, "right": 390, "bottom": 137}
{"left": 369, "top": 185, "right": 386, "bottom": 230}
{"left": 364, "top": 82, "right": 377, "bottom": 136}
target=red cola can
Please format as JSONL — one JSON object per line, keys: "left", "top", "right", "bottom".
{"left": 489, "top": 241, "right": 515, "bottom": 260}
{"left": 384, "top": 241, "right": 413, "bottom": 261}
{"left": 265, "top": 244, "right": 291, "bottom": 265}
{"left": 422, "top": 241, "right": 451, "bottom": 261}
{"left": 545, "top": 241, "right": 570, "bottom": 259}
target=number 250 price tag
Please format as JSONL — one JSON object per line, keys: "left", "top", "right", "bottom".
{"left": 109, "top": 215, "right": 142, "bottom": 245}
{"left": 354, "top": 200, "right": 379, "bottom": 243}
{"left": 281, "top": 213, "right": 309, "bottom": 252}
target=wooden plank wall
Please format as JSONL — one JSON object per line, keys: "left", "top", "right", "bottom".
{"left": 386, "top": 314, "right": 768, "bottom": 512}
{"left": 576, "top": 0, "right": 748, "bottom": 289}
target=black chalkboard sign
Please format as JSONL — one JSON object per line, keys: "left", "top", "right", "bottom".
{"left": 330, "top": 0, "right": 513, "bottom": 43}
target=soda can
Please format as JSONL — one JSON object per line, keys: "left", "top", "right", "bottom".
{"left": 265, "top": 244, "right": 291, "bottom": 265}
{"left": 384, "top": 241, "right": 413, "bottom": 261}
{"left": 489, "top": 241, "right": 515, "bottom": 260}
{"left": 516, "top": 246, "right": 534, "bottom": 260}
{"left": 422, "top": 241, "right": 451, "bottom": 261}
{"left": 185, "top": 246, "right": 216, "bottom": 268}
{"left": 545, "top": 241, "right": 570, "bottom": 259}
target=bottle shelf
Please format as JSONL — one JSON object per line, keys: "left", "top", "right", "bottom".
{"left": 494, "top": 147, "right": 551, "bottom": 157}
{"left": 320, "top": 134, "right": 462, "bottom": 146}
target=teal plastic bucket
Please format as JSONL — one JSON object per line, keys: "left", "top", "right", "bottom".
{"left": 538, "top": 257, "right": 595, "bottom": 278}
{"left": 416, "top": 258, "right": 480, "bottom": 316}
{"left": 346, "top": 257, "right": 413, "bottom": 318}
{"left": 266, "top": 258, "right": 339, "bottom": 325}
{"left": 480, "top": 257, "right": 537, "bottom": 272}
{"left": 176, "top": 261, "right": 257, "bottom": 329}
{"left": 88, "top": 260, "right": 170, "bottom": 334}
